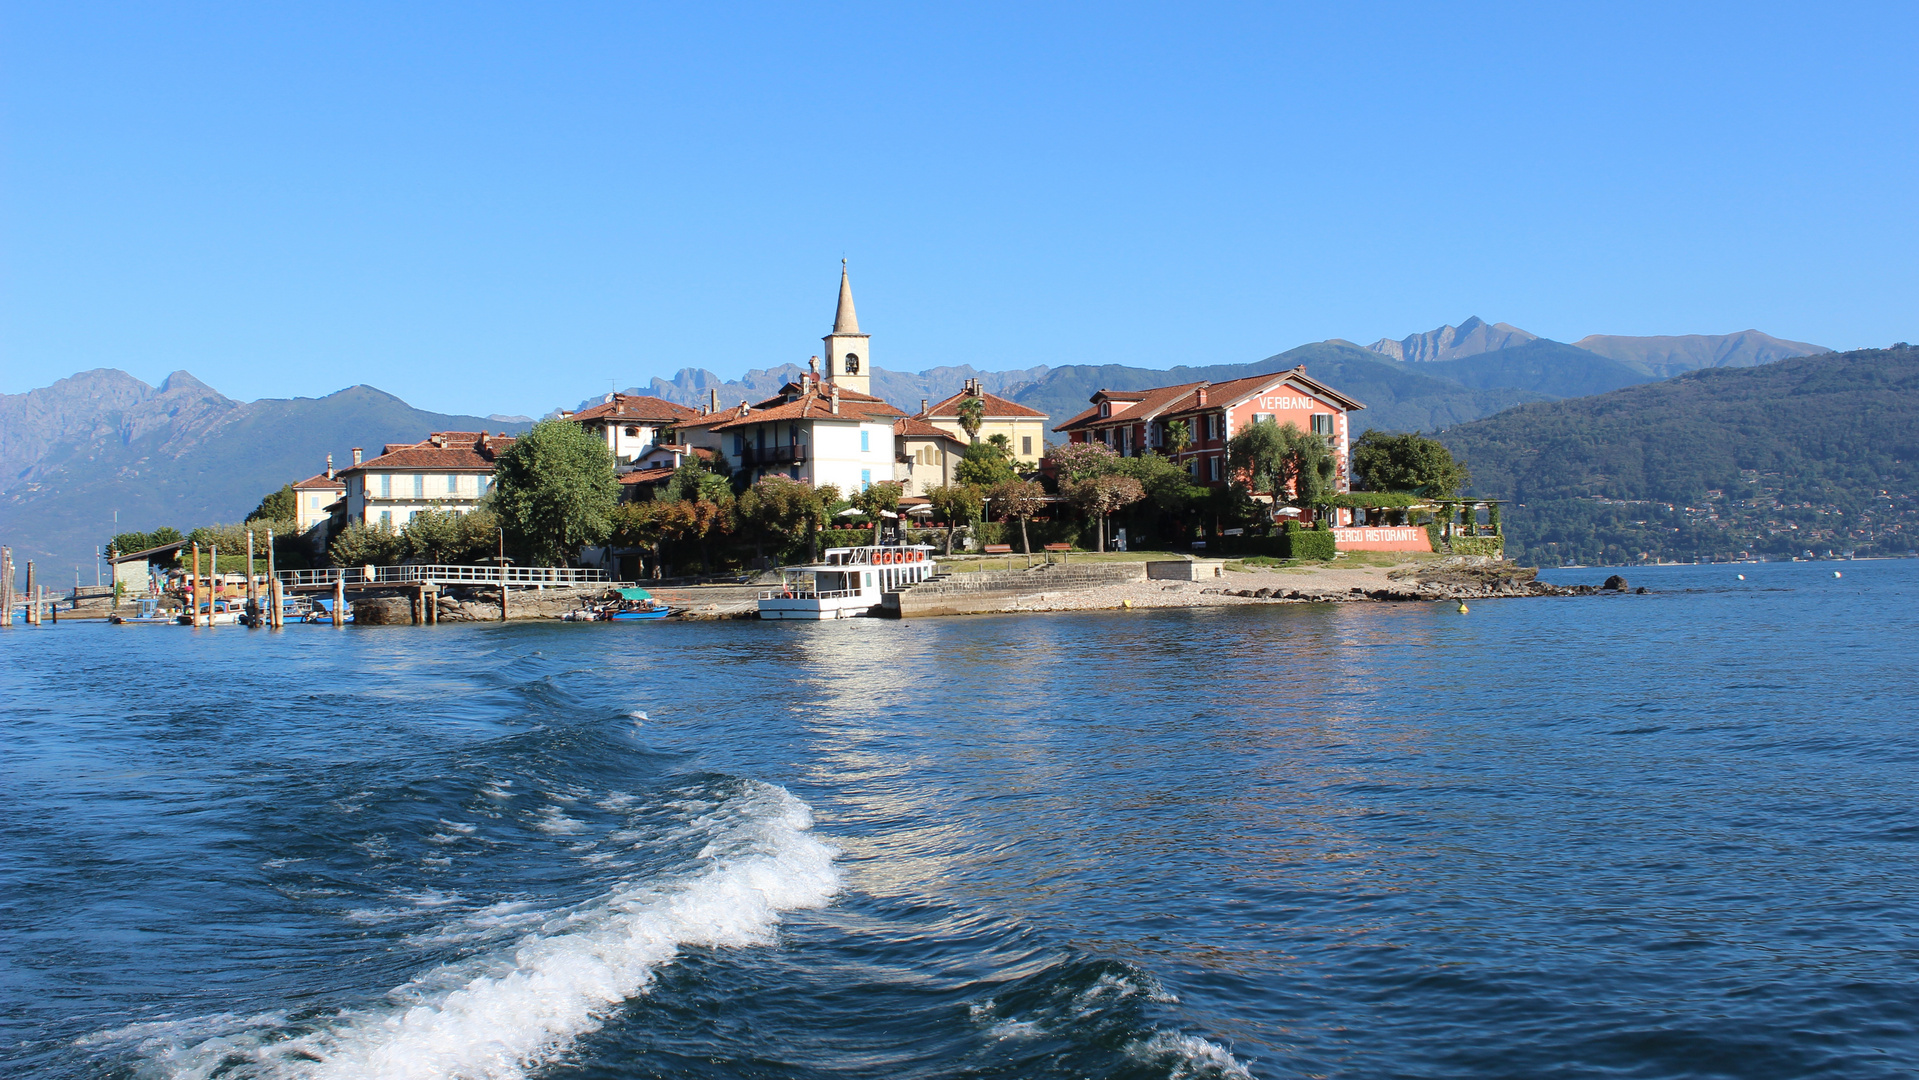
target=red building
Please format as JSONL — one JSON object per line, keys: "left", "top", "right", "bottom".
{"left": 1053, "top": 365, "right": 1366, "bottom": 490}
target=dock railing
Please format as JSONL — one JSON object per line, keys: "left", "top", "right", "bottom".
{"left": 274, "top": 564, "right": 611, "bottom": 589}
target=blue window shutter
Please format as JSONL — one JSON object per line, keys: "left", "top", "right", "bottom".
{"left": 861, "top": 430, "right": 870, "bottom": 452}
{"left": 861, "top": 469, "right": 871, "bottom": 490}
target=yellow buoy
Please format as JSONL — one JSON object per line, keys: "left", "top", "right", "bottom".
{"left": 1121, "top": 599, "right": 1133, "bottom": 608}
{"left": 1456, "top": 601, "right": 1469, "bottom": 614}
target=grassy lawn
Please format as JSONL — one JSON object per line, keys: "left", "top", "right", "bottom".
{"left": 1225, "top": 550, "right": 1440, "bottom": 573}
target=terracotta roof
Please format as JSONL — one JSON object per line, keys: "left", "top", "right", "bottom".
{"left": 342, "top": 432, "right": 515, "bottom": 473}
{"left": 894, "top": 416, "right": 964, "bottom": 439}
{"left": 293, "top": 472, "right": 345, "bottom": 490}
{"left": 920, "top": 389, "right": 1048, "bottom": 420}
{"left": 1054, "top": 381, "right": 1207, "bottom": 432}
{"left": 568, "top": 394, "right": 699, "bottom": 424}
{"left": 618, "top": 467, "right": 677, "bottom": 486}
{"left": 709, "top": 389, "right": 902, "bottom": 432}
{"left": 1156, "top": 368, "right": 1367, "bottom": 419}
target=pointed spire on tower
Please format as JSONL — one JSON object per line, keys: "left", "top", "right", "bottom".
{"left": 833, "top": 259, "right": 860, "bottom": 335}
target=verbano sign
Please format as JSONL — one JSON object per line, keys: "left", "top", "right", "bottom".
{"left": 1256, "top": 394, "right": 1321, "bottom": 412}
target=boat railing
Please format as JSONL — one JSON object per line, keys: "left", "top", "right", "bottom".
{"left": 820, "top": 545, "right": 937, "bottom": 567}
{"left": 758, "top": 588, "right": 862, "bottom": 601}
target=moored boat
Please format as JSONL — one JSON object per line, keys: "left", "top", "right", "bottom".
{"left": 758, "top": 545, "right": 937, "bottom": 620}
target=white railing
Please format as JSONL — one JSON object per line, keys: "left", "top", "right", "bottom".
{"left": 275, "top": 564, "right": 610, "bottom": 588}
{"left": 821, "top": 545, "right": 937, "bottom": 566}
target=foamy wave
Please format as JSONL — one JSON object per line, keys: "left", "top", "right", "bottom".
{"left": 101, "top": 782, "right": 839, "bottom": 1080}
{"left": 1128, "top": 1031, "right": 1256, "bottom": 1079}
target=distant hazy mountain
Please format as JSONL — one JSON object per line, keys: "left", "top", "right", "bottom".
{"left": 1369, "top": 317, "right": 1538, "bottom": 363}
{"left": 1410, "top": 339, "right": 1660, "bottom": 399}
{"left": 1572, "top": 330, "right": 1828, "bottom": 378}
{"left": 0, "top": 370, "right": 528, "bottom": 575}
{"left": 1002, "top": 341, "right": 1548, "bottom": 436}
{"left": 588, "top": 363, "right": 1051, "bottom": 414}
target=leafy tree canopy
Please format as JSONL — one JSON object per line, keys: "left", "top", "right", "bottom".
{"left": 955, "top": 441, "right": 1017, "bottom": 487}
{"left": 1352, "top": 430, "right": 1470, "bottom": 498}
{"left": 490, "top": 418, "right": 621, "bottom": 564}
{"left": 1047, "top": 441, "right": 1122, "bottom": 484}
{"left": 248, "top": 484, "right": 297, "bottom": 522}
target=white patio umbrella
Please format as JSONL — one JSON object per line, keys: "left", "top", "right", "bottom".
{"left": 906, "top": 505, "right": 934, "bottom": 516}
{"left": 836, "top": 507, "right": 866, "bottom": 517}
{"left": 879, "top": 510, "right": 900, "bottom": 519}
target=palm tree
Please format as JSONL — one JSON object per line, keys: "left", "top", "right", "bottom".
{"left": 956, "top": 395, "right": 985, "bottom": 443}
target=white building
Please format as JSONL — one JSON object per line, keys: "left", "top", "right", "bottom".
{"left": 337, "top": 431, "right": 516, "bottom": 529}
{"left": 561, "top": 393, "right": 699, "bottom": 464}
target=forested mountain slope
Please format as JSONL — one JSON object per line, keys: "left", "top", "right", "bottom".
{"left": 0, "top": 372, "right": 528, "bottom": 573}
{"left": 1439, "top": 346, "right": 1919, "bottom": 565}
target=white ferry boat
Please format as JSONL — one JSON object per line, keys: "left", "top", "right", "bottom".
{"left": 758, "top": 545, "right": 938, "bottom": 620}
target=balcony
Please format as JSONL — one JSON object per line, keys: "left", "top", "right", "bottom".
{"left": 741, "top": 444, "right": 807, "bottom": 466}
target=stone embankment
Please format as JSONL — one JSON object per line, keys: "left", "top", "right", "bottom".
{"left": 888, "top": 561, "right": 1148, "bottom": 617}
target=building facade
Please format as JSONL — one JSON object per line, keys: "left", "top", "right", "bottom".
{"left": 916, "top": 379, "right": 1050, "bottom": 464}
{"left": 1054, "top": 366, "right": 1365, "bottom": 493}
{"left": 337, "top": 431, "right": 516, "bottom": 529}
{"left": 560, "top": 393, "right": 699, "bottom": 464}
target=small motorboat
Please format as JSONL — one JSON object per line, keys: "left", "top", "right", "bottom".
{"left": 108, "top": 597, "right": 176, "bottom": 625}
{"left": 561, "top": 587, "right": 673, "bottom": 621}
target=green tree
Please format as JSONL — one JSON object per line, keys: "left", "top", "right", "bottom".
{"left": 1352, "top": 430, "right": 1470, "bottom": 497}
{"left": 328, "top": 520, "right": 404, "bottom": 567}
{"left": 1164, "top": 418, "right": 1193, "bottom": 456}
{"left": 956, "top": 395, "right": 986, "bottom": 442}
{"left": 662, "top": 461, "right": 734, "bottom": 504}
{"left": 987, "top": 478, "right": 1045, "bottom": 554}
{"left": 401, "top": 508, "right": 465, "bottom": 564}
{"left": 852, "top": 480, "right": 905, "bottom": 534}
{"left": 955, "top": 441, "right": 1017, "bottom": 487}
{"left": 925, "top": 483, "right": 983, "bottom": 555}
{"left": 737, "top": 476, "right": 821, "bottom": 560}
{"left": 248, "top": 484, "right": 297, "bottom": 522}
{"left": 1226, "top": 420, "right": 1290, "bottom": 497}
{"left": 490, "top": 418, "right": 621, "bottom": 564}
{"left": 1068, "top": 475, "right": 1145, "bottom": 552}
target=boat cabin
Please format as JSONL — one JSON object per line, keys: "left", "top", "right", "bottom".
{"left": 758, "top": 545, "right": 938, "bottom": 620}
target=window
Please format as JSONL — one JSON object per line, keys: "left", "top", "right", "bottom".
{"left": 446, "top": 473, "right": 458, "bottom": 494}
{"left": 1252, "top": 413, "right": 1275, "bottom": 426}
{"left": 1208, "top": 457, "right": 1220, "bottom": 481}
{"left": 624, "top": 426, "right": 639, "bottom": 437}
{"left": 409, "top": 510, "right": 421, "bottom": 523}
{"left": 1312, "top": 413, "right": 1336, "bottom": 436}
{"left": 861, "top": 430, "right": 870, "bottom": 452}
{"left": 734, "top": 434, "right": 745, "bottom": 456}
{"left": 845, "top": 352, "right": 860, "bottom": 373}
{"left": 379, "top": 474, "right": 391, "bottom": 498}
{"left": 861, "top": 469, "right": 871, "bottom": 491}
{"left": 310, "top": 495, "right": 322, "bottom": 510}
{"left": 1099, "top": 402, "right": 1112, "bottom": 418}
{"left": 414, "top": 474, "right": 425, "bottom": 498}
{"left": 1021, "top": 436, "right": 1032, "bottom": 456}
{"left": 379, "top": 510, "right": 392, "bottom": 528}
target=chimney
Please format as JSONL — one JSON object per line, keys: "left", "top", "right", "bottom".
{"left": 430, "top": 434, "right": 446, "bottom": 448}
{"left": 920, "top": 398, "right": 928, "bottom": 415}
{"left": 808, "top": 354, "right": 820, "bottom": 378}
{"left": 325, "top": 453, "right": 334, "bottom": 480}
{"left": 709, "top": 388, "right": 719, "bottom": 413}
{"left": 1195, "top": 386, "right": 1209, "bottom": 408}
{"left": 831, "top": 386, "right": 841, "bottom": 415}
{"left": 351, "top": 447, "right": 363, "bottom": 467}
{"left": 1296, "top": 364, "right": 1306, "bottom": 375}
{"left": 738, "top": 400, "right": 749, "bottom": 417}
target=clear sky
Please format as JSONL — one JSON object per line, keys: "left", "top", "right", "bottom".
{"left": 3, "top": 2, "right": 1913, "bottom": 416}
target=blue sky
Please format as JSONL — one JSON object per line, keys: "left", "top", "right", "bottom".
{"left": 3, "top": 2, "right": 1913, "bottom": 416}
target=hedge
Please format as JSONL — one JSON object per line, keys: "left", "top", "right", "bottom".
{"left": 1283, "top": 528, "right": 1337, "bottom": 561}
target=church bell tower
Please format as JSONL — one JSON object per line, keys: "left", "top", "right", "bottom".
{"left": 822, "top": 261, "right": 871, "bottom": 396}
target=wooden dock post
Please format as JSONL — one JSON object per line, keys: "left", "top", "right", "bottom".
{"left": 410, "top": 584, "right": 422, "bottom": 626}
{"left": 333, "top": 574, "right": 345, "bottom": 626}
{"left": 498, "top": 528, "right": 509, "bottom": 622}
{"left": 246, "top": 528, "right": 258, "bottom": 618}
{"left": 0, "top": 546, "right": 11, "bottom": 627}
{"left": 25, "top": 560, "right": 37, "bottom": 625}
{"left": 266, "top": 528, "right": 280, "bottom": 627}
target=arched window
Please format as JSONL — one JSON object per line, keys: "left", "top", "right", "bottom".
{"left": 624, "top": 426, "right": 639, "bottom": 437}
{"left": 844, "top": 353, "right": 860, "bottom": 373}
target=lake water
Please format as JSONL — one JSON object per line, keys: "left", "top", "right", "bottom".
{"left": 4, "top": 560, "right": 1916, "bottom": 1080}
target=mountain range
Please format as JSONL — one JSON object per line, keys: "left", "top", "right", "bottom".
{"left": 0, "top": 321, "right": 1837, "bottom": 573}
{"left": 1438, "top": 344, "right": 1918, "bottom": 565}
{"left": 0, "top": 370, "right": 529, "bottom": 577}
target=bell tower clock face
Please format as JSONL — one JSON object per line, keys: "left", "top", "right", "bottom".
{"left": 844, "top": 353, "right": 860, "bottom": 374}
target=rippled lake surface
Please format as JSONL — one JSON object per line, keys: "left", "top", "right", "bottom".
{"left": 4, "top": 559, "right": 1917, "bottom": 1080}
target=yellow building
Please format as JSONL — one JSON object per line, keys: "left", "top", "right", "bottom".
{"left": 917, "top": 379, "right": 1050, "bottom": 465}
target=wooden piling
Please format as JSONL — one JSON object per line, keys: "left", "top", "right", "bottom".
{"left": 0, "top": 546, "right": 11, "bottom": 627}
{"left": 333, "top": 575, "right": 345, "bottom": 626}
{"left": 266, "top": 529, "right": 279, "bottom": 627}
{"left": 411, "top": 584, "right": 423, "bottom": 626}
{"left": 191, "top": 544, "right": 201, "bottom": 627}
{"left": 25, "top": 560, "right": 37, "bottom": 625}
{"left": 246, "top": 529, "right": 258, "bottom": 615}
